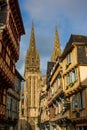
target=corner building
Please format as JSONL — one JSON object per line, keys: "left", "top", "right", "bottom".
{"left": 0, "top": 0, "right": 25, "bottom": 129}
{"left": 24, "top": 22, "right": 40, "bottom": 130}
{"left": 46, "top": 34, "right": 87, "bottom": 130}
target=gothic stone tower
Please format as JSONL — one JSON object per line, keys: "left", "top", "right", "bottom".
{"left": 51, "top": 26, "right": 62, "bottom": 62}
{"left": 24, "top": 22, "right": 40, "bottom": 130}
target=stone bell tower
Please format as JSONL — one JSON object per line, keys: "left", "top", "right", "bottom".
{"left": 24, "top": 22, "right": 40, "bottom": 130}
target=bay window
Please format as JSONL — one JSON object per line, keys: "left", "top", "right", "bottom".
{"left": 72, "top": 90, "right": 85, "bottom": 112}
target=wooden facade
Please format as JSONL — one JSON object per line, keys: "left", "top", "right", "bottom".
{"left": 40, "top": 76, "right": 49, "bottom": 130}
{"left": 0, "top": 0, "right": 25, "bottom": 129}
{"left": 46, "top": 34, "right": 87, "bottom": 130}
{"left": 6, "top": 69, "right": 24, "bottom": 130}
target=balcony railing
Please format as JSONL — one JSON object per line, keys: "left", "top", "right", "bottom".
{"left": 50, "top": 110, "right": 70, "bottom": 122}
{"left": 65, "top": 81, "right": 81, "bottom": 97}
{"left": 56, "top": 110, "right": 70, "bottom": 120}
{"left": 53, "top": 88, "right": 63, "bottom": 100}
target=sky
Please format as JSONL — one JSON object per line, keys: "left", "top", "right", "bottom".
{"left": 16, "top": 0, "right": 87, "bottom": 76}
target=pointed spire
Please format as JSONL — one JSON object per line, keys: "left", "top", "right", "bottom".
{"left": 25, "top": 22, "right": 40, "bottom": 73}
{"left": 51, "top": 25, "right": 62, "bottom": 62}
{"left": 55, "top": 26, "right": 60, "bottom": 46}
{"left": 29, "top": 21, "right": 36, "bottom": 52}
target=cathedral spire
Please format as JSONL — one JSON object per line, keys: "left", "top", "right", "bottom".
{"left": 51, "top": 25, "right": 62, "bottom": 62}
{"left": 24, "top": 22, "right": 40, "bottom": 130}
{"left": 25, "top": 22, "right": 40, "bottom": 73}
{"left": 29, "top": 21, "right": 36, "bottom": 52}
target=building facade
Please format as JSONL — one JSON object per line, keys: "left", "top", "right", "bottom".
{"left": 0, "top": 0, "right": 25, "bottom": 129}
{"left": 46, "top": 34, "right": 87, "bottom": 130}
{"left": 23, "top": 22, "right": 40, "bottom": 130}
{"left": 40, "top": 76, "right": 49, "bottom": 130}
{"left": 18, "top": 90, "right": 26, "bottom": 130}
{"left": 46, "top": 26, "right": 62, "bottom": 130}
{"left": 6, "top": 69, "right": 24, "bottom": 130}
{"left": 62, "top": 35, "right": 87, "bottom": 130}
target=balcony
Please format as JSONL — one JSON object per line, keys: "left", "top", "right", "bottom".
{"left": 0, "top": 55, "right": 14, "bottom": 88}
{"left": 50, "top": 110, "right": 70, "bottom": 123}
{"left": 53, "top": 88, "right": 63, "bottom": 100}
{"left": 65, "top": 81, "right": 82, "bottom": 97}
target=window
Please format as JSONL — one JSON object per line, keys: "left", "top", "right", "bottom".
{"left": 55, "top": 106, "right": 58, "bottom": 115}
{"left": 57, "top": 74, "right": 61, "bottom": 88}
{"left": 78, "top": 93, "right": 82, "bottom": 109}
{"left": 58, "top": 103, "right": 61, "bottom": 114}
{"left": 51, "top": 87, "right": 54, "bottom": 95}
{"left": 72, "top": 95, "right": 75, "bottom": 111}
{"left": 66, "top": 73, "right": 71, "bottom": 86}
{"left": 66, "top": 53, "right": 71, "bottom": 64}
{"left": 7, "top": 95, "right": 10, "bottom": 109}
{"left": 71, "top": 68, "right": 78, "bottom": 82}
{"left": 72, "top": 70, "right": 76, "bottom": 82}
{"left": 82, "top": 89, "right": 85, "bottom": 108}
{"left": 72, "top": 90, "right": 85, "bottom": 112}
{"left": 65, "top": 68, "right": 78, "bottom": 89}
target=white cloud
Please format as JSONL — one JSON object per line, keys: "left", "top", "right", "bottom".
{"left": 23, "top": 0, "right": 87, "bottom": 22}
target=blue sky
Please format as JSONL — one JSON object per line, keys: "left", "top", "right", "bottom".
{"left": 16, "top": 0, "right": 87, "bottom": 76}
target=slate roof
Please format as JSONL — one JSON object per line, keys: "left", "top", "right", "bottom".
{"left": 61, "top": 34, "right": 87, "bottom": 59}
